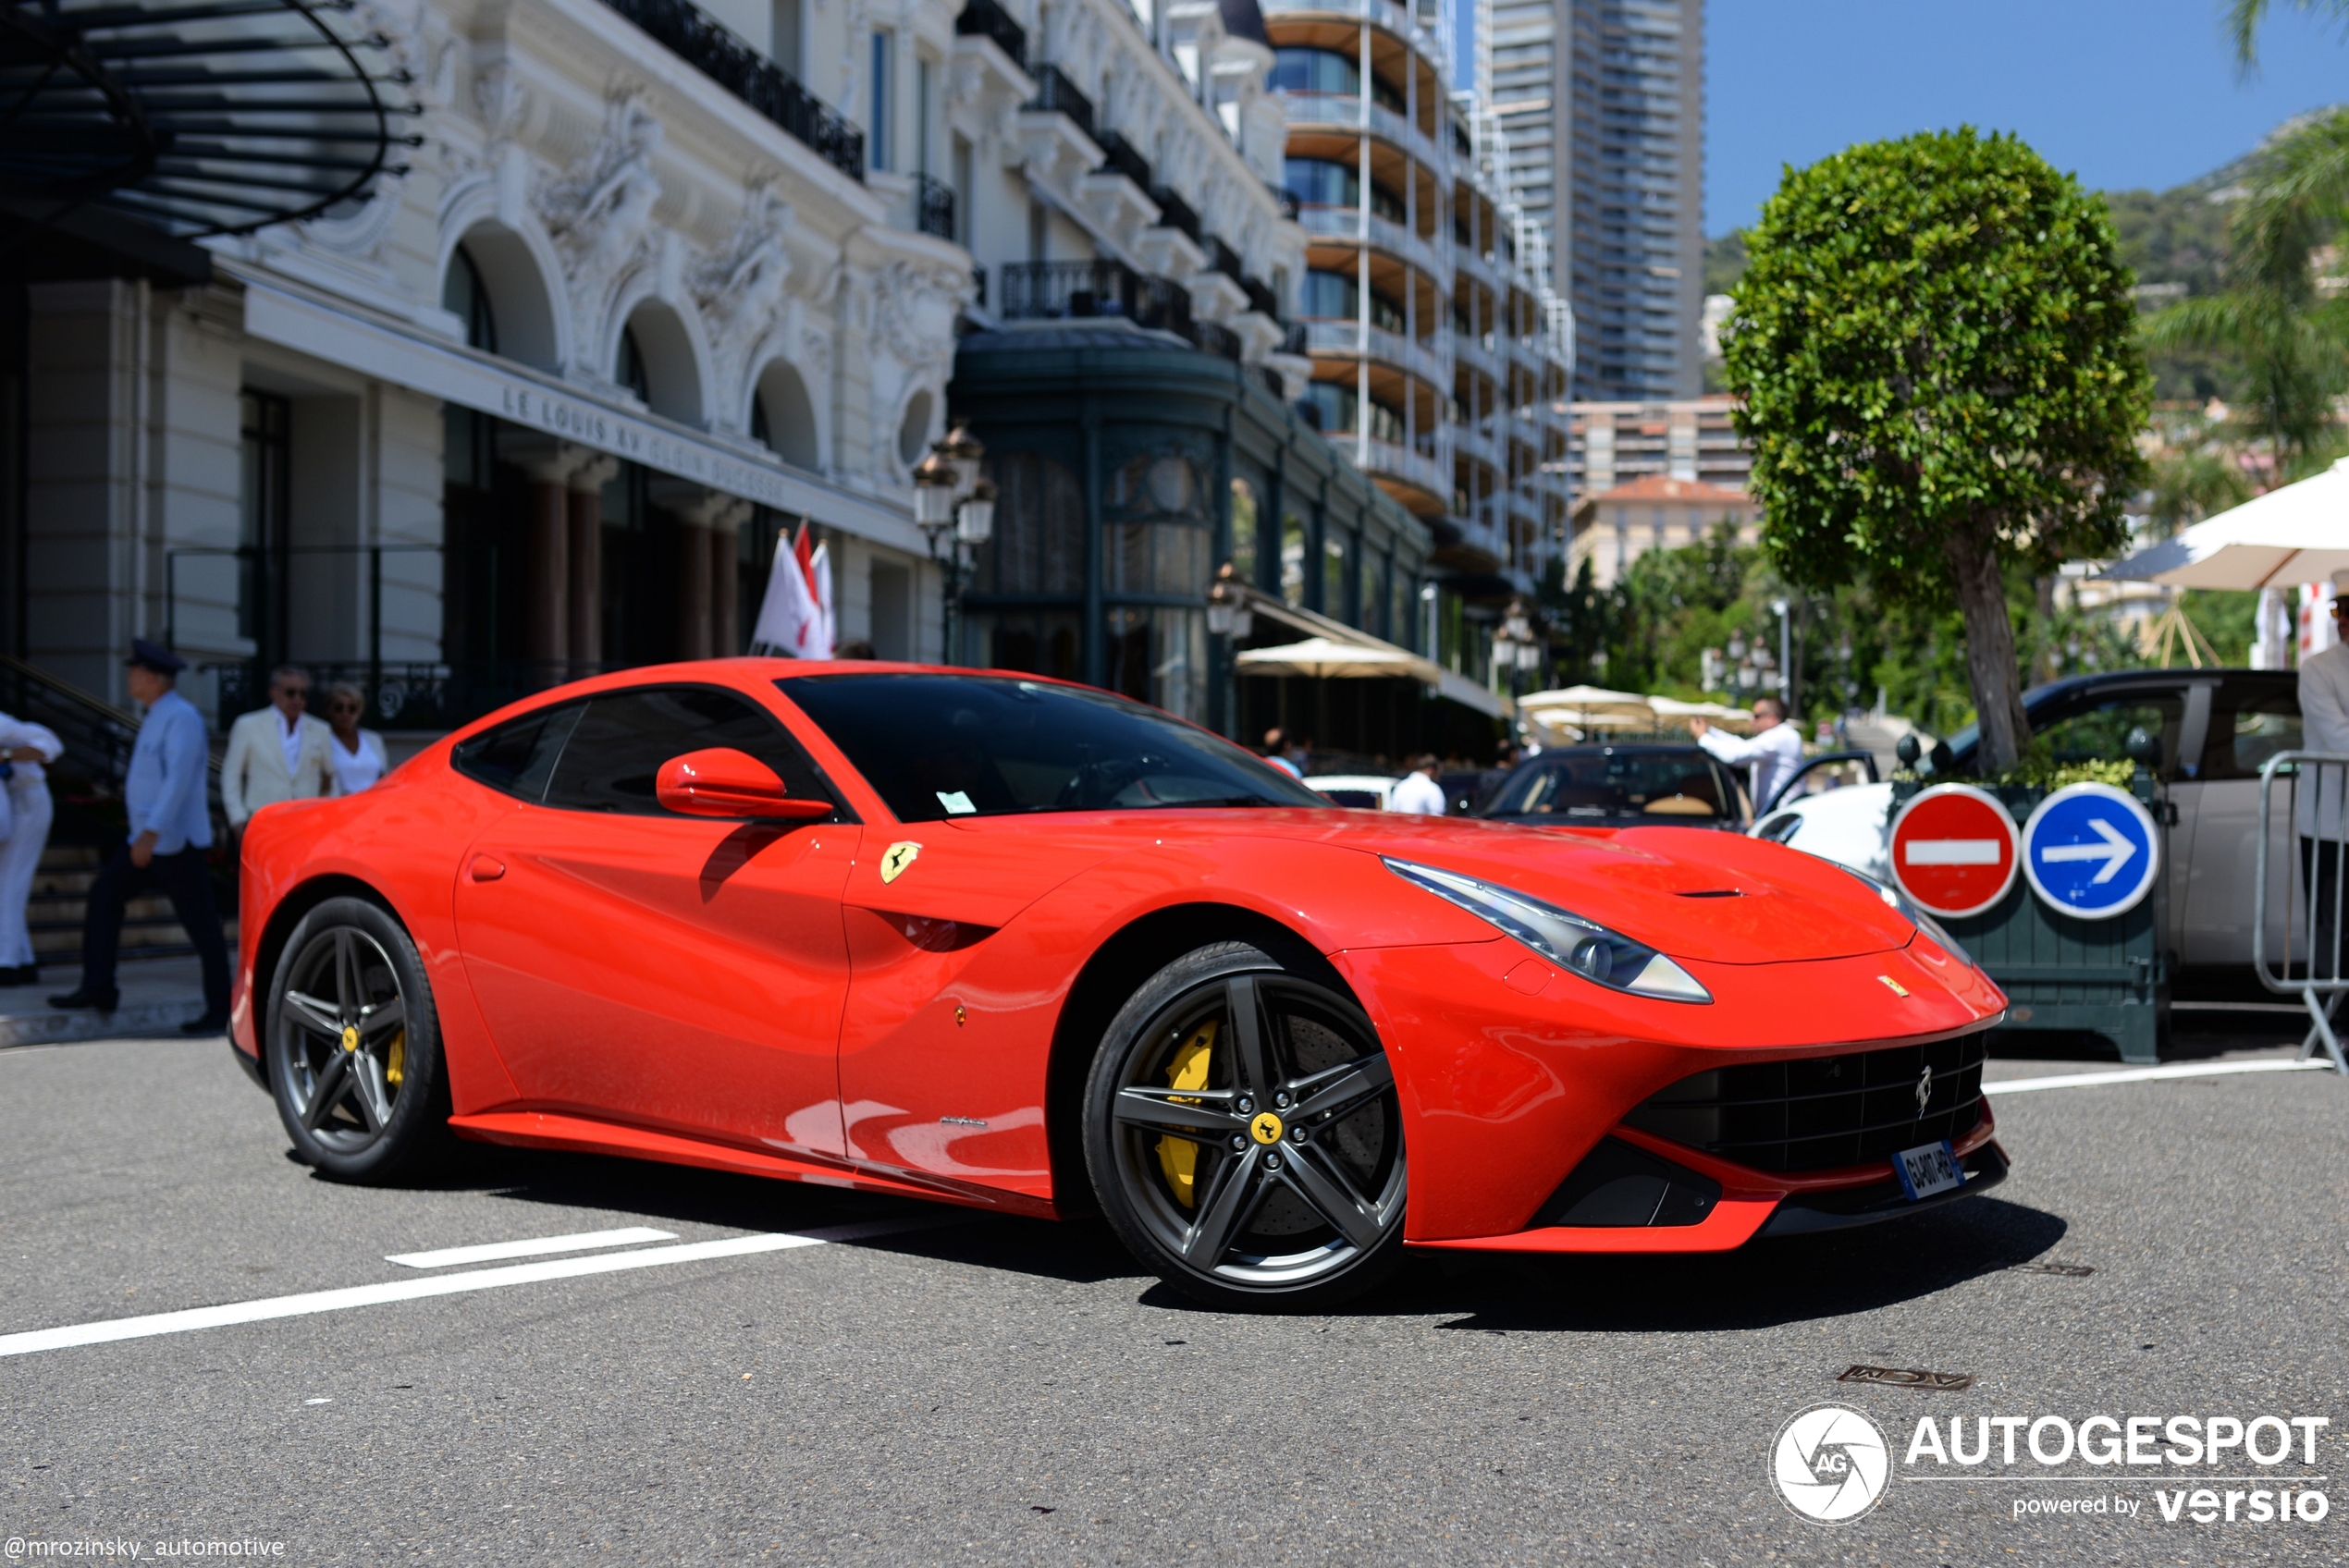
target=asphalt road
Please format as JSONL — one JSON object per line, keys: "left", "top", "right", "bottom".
{"left": 1, "top": 1025, "right": 2343, "bottom": 1566}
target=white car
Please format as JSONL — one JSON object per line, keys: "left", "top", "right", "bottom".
{"left": 1753, "top": 780, "right": 1895, "bottom": 881}
{"left": 1304, "top": 774, "right": 1401, "bottom": 810}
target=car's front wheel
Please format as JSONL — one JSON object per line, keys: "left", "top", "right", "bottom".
{"left": 266, "top": 896, "right": 449, "bottom": 1182}
{"left": 1083, "top": 941, "right": 1406, "bottom": 1309}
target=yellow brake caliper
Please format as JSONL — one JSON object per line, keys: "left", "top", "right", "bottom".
{"left": 386, "top": 1028, "right": 406, "bottom": 1088}
{"left": 1155, "top": 1020, "right": 1216, "bottom": 1207}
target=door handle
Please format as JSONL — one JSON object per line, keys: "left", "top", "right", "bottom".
{"left": 469, "top": 854, "right": 507, "bottom": 883}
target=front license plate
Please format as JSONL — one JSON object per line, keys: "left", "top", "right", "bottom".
{"left": 1894, "top": 1140, "right": 1964, "bottom": 1201}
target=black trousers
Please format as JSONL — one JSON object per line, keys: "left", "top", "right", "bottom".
{"left": 2302, "top": 836, "right": 2347, "bottom": 983}
{"left": 80, "top": 843, "right": 230, "bottom": 1016}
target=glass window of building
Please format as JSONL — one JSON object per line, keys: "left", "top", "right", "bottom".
{"left": 238, "top": 390, "right": 290, "bottom": 661}
{"left": 1104, "top": 454, "right": 1210, "bottom": 598}
{"left": 974, "top": 451, "right": 1083, "bottom": 594}
{"left": 1269, "top": 47, "right": 1403, "bottom": 112}
{"left": 870, "top": 29, "right": 893, "bottom": 172}
{"left": 1300, "top": 382, "right": 1403, "bottom": 443}
{"left": 442, "top": 246, "right": 497, "bottom": 353}
{"left": 1280, "top": 508, "right": 1307, "bottom": 606}
{"left": 1229, "top": 478, "right": 1259, "bottom": 585}
{"left": 1322, "top": 531, "right": 1349, "bottom": 619}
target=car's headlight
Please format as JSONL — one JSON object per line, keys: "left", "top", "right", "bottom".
{"left": 1384, "top": 858, "right": 1712, "bottom": 1003}
{"left": 1839, "top": 864, "right": 1976, "bottom": 969}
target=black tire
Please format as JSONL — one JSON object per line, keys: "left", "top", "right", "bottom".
{"left": 265, "top": 896, "right": 450, "bottom": 1182}
{"left": 1083, "top": 941, "right": 1407, "bottom": 1310}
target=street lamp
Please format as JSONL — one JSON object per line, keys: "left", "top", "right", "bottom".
{"left": 1206, "top": 562, "right": 1254, "bottom": 739}
{"left": 915, "top": 427, "right": 988, "bottom": 662}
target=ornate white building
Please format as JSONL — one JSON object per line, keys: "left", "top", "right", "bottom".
{"left": 8, "top": 0, "right": 1310, "bottom": 728}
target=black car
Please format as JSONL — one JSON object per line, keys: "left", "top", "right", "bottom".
{"left": 1474, "top": 743, "right": 1751, "bottom": 829}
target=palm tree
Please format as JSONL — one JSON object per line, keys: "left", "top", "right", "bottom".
{"left": 2226, "top": 1, "right": 2349, "bottom": 66}
{"left": 2143, "top": 108, "right": 2349, "bottom": 471}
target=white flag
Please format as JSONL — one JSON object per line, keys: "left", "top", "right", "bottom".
{"left": 752, "top": 523, "right": 832, "bottom": 658}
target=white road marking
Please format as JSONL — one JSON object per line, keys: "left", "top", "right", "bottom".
{"left": 0, "top": 1219, "right": 934, "bottom": 1359}
{"left": 1904, "top": 839, "right": 2004, "bottom": 865}
{"left": 385, "top": 1227, "right": 677, "bottom": 1269}
{"left": 1987, "top": 1059, "right": 2334, "bottom": 1095}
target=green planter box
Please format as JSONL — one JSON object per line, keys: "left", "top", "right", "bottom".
{"left": 1890, "top": 774, "right": 2171, "bottom": 1064}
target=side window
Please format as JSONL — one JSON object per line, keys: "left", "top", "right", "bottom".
{"left": 450, "top": 703, "right": 584, "bottom": 803}
{"left": 2202, "top": 684, "right": 2302, "bottom": 780}
{"left": 2029, "top": 692, "right": 2183, "bottom": 775}
{"left": 541, "top": 686, "right": 843, "bottom": 818}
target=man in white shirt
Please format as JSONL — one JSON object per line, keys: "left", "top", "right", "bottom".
{"left": 1691, "top": 694, "right": 1804, "bottom": 815}
{"left": 2296, "top": 576, "right": 2349, "bottom": 979}
{"left": 1390, "top": 753, "right": 1447, "bottom": 815}
{"left": 221, "top": 665, "right": 333, "bottom": 830}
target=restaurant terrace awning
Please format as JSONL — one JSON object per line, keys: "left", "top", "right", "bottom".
{"left": 1236, "top": 587, "right": 1508, "bottom": 719}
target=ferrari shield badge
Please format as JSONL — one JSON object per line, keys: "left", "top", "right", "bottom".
{"left": 879, "top": 841, "right": 922, "bottom": 884}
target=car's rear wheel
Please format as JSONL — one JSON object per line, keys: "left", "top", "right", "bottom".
{"left": 1083, "top": 941, "right": 1406, "bottom": 1310}
{"left": 266, "top": 897, "right": 449, "bottom": 1182}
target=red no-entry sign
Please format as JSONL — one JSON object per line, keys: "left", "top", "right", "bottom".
{"left": 1889, "top": 784, "right": 2020, "bottom": 919}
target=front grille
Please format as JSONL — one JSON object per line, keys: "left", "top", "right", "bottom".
{"left": 1622, "top": 1033, "right": 1988, "bottom": 1174}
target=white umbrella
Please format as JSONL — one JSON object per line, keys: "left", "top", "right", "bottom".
{"left": 1649, "top": 696, "right": 1755, "bottom": 732}
{"left": 1236, "top": 638, "right": 1429, "bottom": 680}
{"left": 2103, "top": 457, "right": 2349, "bottom": 589}
{"left": 1514, "top": 684, "right": 1655, "bottom": 728}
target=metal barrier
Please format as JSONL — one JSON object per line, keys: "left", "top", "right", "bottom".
{"left": 2253, "top": 751, "right": 2349, "bottom": 1073}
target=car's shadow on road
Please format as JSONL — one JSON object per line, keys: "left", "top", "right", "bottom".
{"left": 363, "top": 1140, "right": 2070, "bottom": 1332}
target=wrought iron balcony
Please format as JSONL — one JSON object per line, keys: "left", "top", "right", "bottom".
{"left": 601, "top": 0, "right": 863, "bottom": 181}
{"left": 1191, "top": 319, "right": 1242, "bottom": 362}
{"left": 1242, "top": 276, "right": 1280, "bottom": 319}
{"left": 1149, "top": 186, "right": 1200, "bottom": 242}
{"left": 1279, "top": 319, "right": 1310, "bottom": 355}
{"left": 1022, "top": 63, "right": 1095, "bottom": 141}
{"left": 1267, "top": 182, "right": 1301, "bottom": 220}
{"left": 913, "top": 172, "right": 954, "bottom": 239}
{"left": 997, "top": 259, "right": 1192, "bottom": 337}
{"left": 1204, "top": 236, "right": 1244, "bottom": 281}
{"left": 954, "top": 0, "right": 1028, "bottom": 69}
{"left": 1095, "top": 130, "right": 1152, "bottom": 191}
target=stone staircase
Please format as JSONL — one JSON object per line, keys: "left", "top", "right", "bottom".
{"left": 25, "top": 842, "right": 240, "bottom": 972}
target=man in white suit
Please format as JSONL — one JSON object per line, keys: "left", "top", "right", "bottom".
{"left": 2297, "top": 576, "right": 2349, "bottom": 981}
{"left": 221, "top": 665, "right": 332, "bottom": 830}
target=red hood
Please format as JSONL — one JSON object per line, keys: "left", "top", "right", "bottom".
{"left": 913, "top": 809, "right": 1912, "bottom": 965}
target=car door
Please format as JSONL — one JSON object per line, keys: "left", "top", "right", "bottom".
{"left": 2179, "top": 677, "right": 2300, "bottom": 968}
{"left": 450, "top": 683, "right": 859, "bottom": 1158}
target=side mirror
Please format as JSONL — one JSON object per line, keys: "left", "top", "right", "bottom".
{"left": 655, "top": 748, "right": 830, "bottom": 821}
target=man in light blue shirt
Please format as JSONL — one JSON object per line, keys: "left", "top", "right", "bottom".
{"left": 50, "top": 640, "right": 231, "bottom": 1032}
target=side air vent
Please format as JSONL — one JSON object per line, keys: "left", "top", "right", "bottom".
{"left": 1531, "top": 1137, "right": 1720, "bottom": 1229}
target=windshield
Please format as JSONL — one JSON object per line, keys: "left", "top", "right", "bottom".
{"left": 1482, "top": 750, "right": 1734, "bottom": 820}
{"left": 777, "top": 673, "right": 1328, "bottom": 822}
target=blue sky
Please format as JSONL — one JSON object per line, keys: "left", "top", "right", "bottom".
{"left": 1707, "top": 0, "right": 2349, "bottom": 235}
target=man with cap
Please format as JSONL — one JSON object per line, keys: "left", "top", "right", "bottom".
{"left": 2296, "top": 574, "right": 2349, "bottom": 980}
{"left": 50, "top": 639, "right": 231, "bottom": 1033}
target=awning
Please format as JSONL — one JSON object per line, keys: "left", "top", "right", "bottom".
{"left": 232, "top": 266, "right": 923, "bottom": 553}
{"left": 1237, "top": 588, "right": 1508, "bottom": 719}
{"left": 1237, "top": 637, "right": 1428, "bottom": 679}
{"left": 2103, "top": 457, "right": 2349, "bottom": 589}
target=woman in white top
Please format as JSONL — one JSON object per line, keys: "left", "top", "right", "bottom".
{"left": 323, "top": 684, "right": 389, "bottom": 797}
{"left": 0, "top": 709, "right": 65, "bottom": 984}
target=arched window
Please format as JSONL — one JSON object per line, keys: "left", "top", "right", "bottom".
{"left": 617, "top": 325, "right": 650, "bottom": 402}
{"left": 442, "top": 245, "right": 497, "bottom": 353}
{"left": 973, "top": 451, "right": 1083, "bottom": 594}
{"left": 1229, "top": 477, "right": 1260, "bottom": 586}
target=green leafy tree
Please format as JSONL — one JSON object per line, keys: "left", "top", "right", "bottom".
{"left": 1723, "top": 129, "right": 2152, "bottom": 772}
{"left": 2142, "top": 109, "right": 2349, "bottom": 467}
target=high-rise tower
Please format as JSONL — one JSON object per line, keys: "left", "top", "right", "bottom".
{"left": 1480, "top": 0, "right": 1703, "bottom": 399}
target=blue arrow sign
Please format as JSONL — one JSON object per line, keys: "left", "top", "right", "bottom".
{"left": 2020, "top": 783, "right": 2160, "bottom": 920}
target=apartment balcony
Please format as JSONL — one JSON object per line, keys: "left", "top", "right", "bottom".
{"left": 1299, "top": 319, "right": 1442, "bottom": 387}
{"left": 1095, "top": 130, "right": 1151, "bottom": 191}
{"left": 997, "top": 259, "right": 1190, "bottom": 337}
{"left": 1276, "top": 92, "right": 1444, "bottom": 175}
{"left": 1449, "top": 328, "right": 1498, "bottom": 385}
{"left": 1452, "top": 422, "right": 1501, "bottom": 472}
{"left": 954, "top": 0, "right": 1027, "bottom": 69}
{"left": 910, "top": 172, "right": 953, "bottom": 239}
{"left": 1261, "top": 0, "right": 1439, "bottom": 59}
{"left": 1296, "top": 204, "right": 1445, "bottom": 283}
{"left": 1359, "top": 439, "right": 1446, "bottom": 506}
{"left": 600, "top": 0, "right": 863, "bottom": 181}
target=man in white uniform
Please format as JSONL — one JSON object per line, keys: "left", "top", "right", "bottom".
{"left": 1691, "top": 694, "right": 1804, "bottom": 815}
{"left": 2295, "top": 575, "right": 2349, "bottom": 980}
{"left": 221, "top": 665, "right": 332, "bottom": 830}
{"left": 1391, "top": 753, "right": 1446, "bottom": 815}
{"left": 0, "top": 708, "right": 65, "bottom": 984}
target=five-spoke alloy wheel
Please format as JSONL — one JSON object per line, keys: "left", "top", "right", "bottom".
{"left": 266, "top": 897, "right": 448, "bottom": 1181}
{"left": 1085, "top": 942, "right": 1406, "bottom": 1308}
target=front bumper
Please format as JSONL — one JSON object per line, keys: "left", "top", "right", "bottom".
{"left": 1332, "top": 934, "right": 2009, "bottom": 1251}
